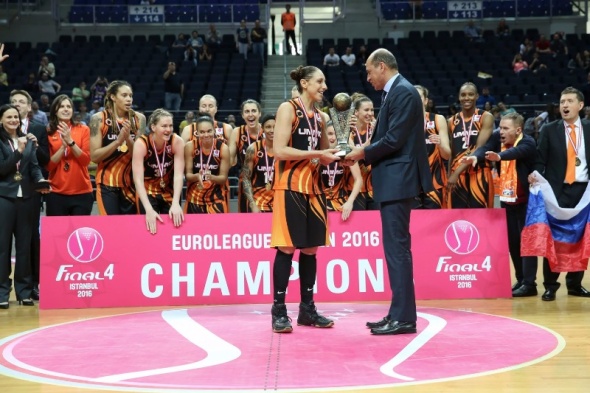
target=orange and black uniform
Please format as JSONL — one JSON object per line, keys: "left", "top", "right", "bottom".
{"left": 349, "top": 126, "right": 375, "bottom": 210}
{"left": 236, "top": 125, "right": 263, "bottom": 212}
{"left": 46, "top": 123, "right": 93, "bottom": 216}
{"left": 136, "top": 133, "right": 177, "bottom": 214}
{"left": 185, "top": 138, "right": 228, "bottom": 214}
{"left": 95, "top": 110, "right": 139, "bottom": 215}
{"left": 448, "top": 109, "right": 494, "bottom": 208}
{"left": 249, "top": 139, "right": 274, "bottom": 212}
{"left": 320, "top": 162, "right": 349, "bottom": 211}
{"left": 419, "top": 112, "right": 447, "bottom": 208}
{"left": 271, "top": 99, "right": 329, "bottom": 248}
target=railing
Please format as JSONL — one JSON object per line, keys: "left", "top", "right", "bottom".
{"left": 375, "top": 0, "right": 586, "bottom": 21}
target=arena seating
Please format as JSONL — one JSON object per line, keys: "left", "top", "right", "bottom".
{"left": 0, "top": 34, "right": 262, "bottom": 114}
{"left": 307, "top": 30, "right": 588, "bottom": 116}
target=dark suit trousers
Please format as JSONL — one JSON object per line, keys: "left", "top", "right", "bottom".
{"left": 0, "top": 196, "right": 34, "bottom": 302}
{"left": 30, "top": 192, "right": 42, "bottom": 286}
{"left": 543, "top": 182, "right": 586, "bottom": 291}
{"left": 380, "top": 198, "right": 417, "bottom": 322}
{"left": 502, "top": 202, "right": 538, "bottom": 286}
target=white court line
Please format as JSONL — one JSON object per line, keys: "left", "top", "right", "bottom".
{"left": 379, "top": 311, "right": 447, "bottom": 381}
{"left": 95, "top": 309, "right": 241, "bottom": 382}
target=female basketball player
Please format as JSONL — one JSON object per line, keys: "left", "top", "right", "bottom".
{"left": 184, "top": 116, "right": 230, "bottom": 214}
{"left": 414, "top": 85, "right": 451, "bottom": 208}
{"left": 241, "top": 114, "right": 275, "bottom": 213}
{"left": 89, "top": 80, "right": 146, "bottom": 215}
{"left": 446, "top": 82, "right": 495, "bottom": 208}
{"left": 269, "top": 65, "right": 340, "bottom": 333}
{"left": 132, "top": 108, "right": 185, "bottom": 234}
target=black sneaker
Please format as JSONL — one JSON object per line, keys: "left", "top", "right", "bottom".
{"left": 297, "top": 301, "right": 334, "bottom": 328}
{"left": 271, "top": 303, "right": 293, "bottom": 333}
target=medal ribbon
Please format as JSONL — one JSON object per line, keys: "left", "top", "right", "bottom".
{"left": 151, "top": 135, "right": 167, "bottom": 179}
{"left": 263, "top": 140, "right": 273, "bottom": 185}
{"left": 9, "top": 137, "right": 21, "bottom": 173}
{"left": 199, "top": 139, "right": 214, "bottom": 176}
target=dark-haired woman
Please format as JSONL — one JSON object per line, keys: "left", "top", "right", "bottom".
{"left": 447, "top": 82, "right": 495, "bottom": 208}
{"left": 46, "top": 95, "right": 93, "bottom": 216}
{"left": 132, "top": 108, "right": 185, "bottom": 234}
{"left": 241, "top": 114, "right": 275, "bottom": 213}
{"left": 229, "top": 99, "right": 263, "bottom": 212}
{"left": 184, "top": 116, "right": 230, "bottom": 214}
{"left": 348, "top": 96, "right": 376, "bottom": 210}
{"left": 89, "top": 80, "right": 146, "bottom": 215}
{"left": 415, "top": 85, "right": 451, "bottom": 208}
{"left": 0, "top": 104, "right": 49, "bottom": 309}
{"left": 270, "top": 65, "right": 340, "bottom": 333}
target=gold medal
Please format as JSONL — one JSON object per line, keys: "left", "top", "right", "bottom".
{"left": 14, "top": 171, "right": 22, "bottom": 182}
{"left": 160, "top": 179, "right": 166, "bottom": 189}
{"left": 576, "top": 157, "right": 581, "bottom": 166}
{"left": 119, "top": 142, "right": 128, "bottom": 153}
{"left": 265, "top": 182, "right": 271, "bottom": 191}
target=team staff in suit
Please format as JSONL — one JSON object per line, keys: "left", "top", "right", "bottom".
{"left": 346, "top": 48, "right": 432, "bottom": 335}
{"left": 0, "top": 104, "right": 50, "bottom": 309}
{"left": 462, "top": 113, "right": 538, "bottom": 297}
{"left": 531, "top": 86, "right": 590, "bottom": 301}
{"left": 9, "top": 89, "right": 49, "bottom": 301}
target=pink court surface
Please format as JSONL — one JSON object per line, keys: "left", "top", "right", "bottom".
{"left": 0, "top": 302, "right": 565, "bottom": 392}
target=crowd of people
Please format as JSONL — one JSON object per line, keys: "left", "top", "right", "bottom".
{"left": 1, "top": 29, "right": 589, "bottom": 338}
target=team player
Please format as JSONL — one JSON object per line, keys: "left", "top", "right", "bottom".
{"left": 132, "top": 109, "right": 185, "bottom": 234}
{"left": 415, "top": 85, "right": 451, "bottom": 208}
{"left": 241, "top": 114, "right": 275, "bottom": 212}
{"left": 229, "top": 99, "right": 264, "bottom": 212}
{"left": 321, "top": 125, "right": 363, "bottom": 220}
{"left": 348, "top": 96, "right": 377, "bottom": 210}
{"left": 447, "top": 82, "right": 495, "bottom": 208}
{"left": 45, "top": 94, "right": 93, "bottom": 216}
{"left": 181, "top": 94, "right": 232, "bottom": 144}
{"left": 90, "top": 80, "right": 146, "bottom": 215}
{"left": 185, "top": 116, "right": 230, "bottom": 213}
{"left": 270, "top": 65, "right": 340, "bottom": 333}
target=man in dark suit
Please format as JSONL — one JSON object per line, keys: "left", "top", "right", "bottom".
{"left": 463, "top": 112, "right": 538, "bottom": 296}
{"left": 346, "top": 48, "right": 432, "bottom": 335}
{"left": 9, "top": 90, "right": 50, "bottom": 300}
{"left": 532, "top": 86, "right": 590, "bottom": 301}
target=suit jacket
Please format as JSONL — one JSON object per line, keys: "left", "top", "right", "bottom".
{"left": 534, "top": 118, "right": 590, "bottom": 198}
{"left": 0, "top": 137, "right": 44, "bottom": 199}
{"left": 364, "top": 74, "right": 432, "bottom": 203}
{"left": 27, "top": 121, "right": 50, "bottom": 178}
{"left": 473, "top": 132, "right": 537, "bottom": 199}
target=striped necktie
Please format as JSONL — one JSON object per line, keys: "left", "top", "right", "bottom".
{"left": 381, "top": 90, "right": 387, "bottom": 107}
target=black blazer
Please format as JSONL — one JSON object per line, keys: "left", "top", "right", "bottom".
{"left": 364, "top": 74, "right": 432, "bottom": 203}
{"left": 473, "top": 131, "right": 537, "bottom": 199}
{"left": 0, "top": 138, "right": 44, "bottom": 199}
{"left": 534, "top": 118, "right": 590, "bottom": 198}
{"left": 27, "top": 121, "right": 50, "bottom": 178}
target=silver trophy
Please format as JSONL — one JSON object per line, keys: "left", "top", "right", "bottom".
{"left": 328, "top": 93, "right": 353, "bottom": 157}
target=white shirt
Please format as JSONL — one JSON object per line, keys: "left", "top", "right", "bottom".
{"left": 323, "top": 53, "right": 340, "bottom": 66}
{"left": 341, "top": 53, "right": 355, "bottom": 66}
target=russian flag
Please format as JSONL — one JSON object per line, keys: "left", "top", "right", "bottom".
{"left": 521, "top": 171, "right": 590, "bottom": 272}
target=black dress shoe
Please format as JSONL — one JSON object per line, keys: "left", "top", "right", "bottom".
{"left": 31, "top": 286, "right": 39, "bottom": 301}
{"left": 512, "top": 285, "right": 538, "bottom": 297}
{"left": 542, "top": 289, "right": 557, "bottom": 301}
{"left": 370, "top": 321, "right": 417, "bottom": 335}
{"left": 366, "top": 316, "right": 390, "bottom": 329}
{"left": 567, "top": 286, "right": 590, "bottom": 297}
{"left": 512, "top": 282, "right": 523, "bottom": 291}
